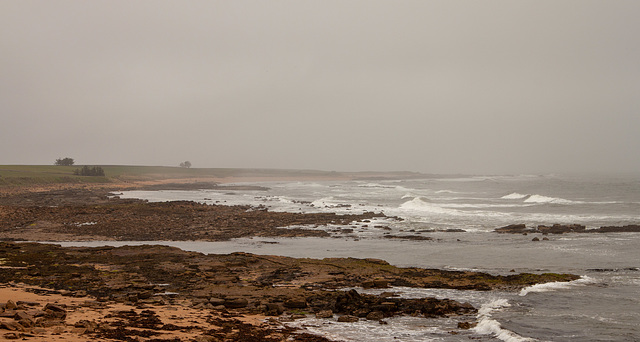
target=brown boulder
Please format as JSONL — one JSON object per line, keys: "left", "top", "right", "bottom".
{"left": 537, "top": 224, "right": 586, "bottom": 234}
{"left": 283, "top": 299, "right": 307, "bottom": 309}
{"left": 0, "top": 321, "right": 25, "bottom": 331}
{"left": 337, "top": 315, "right": 359, "bottom": 322}
{"left": 494, "top": 224, "right": 528, "bottom": 233}
{"left": 315, "top": 310, "right": 333, "bottom": 319}
{"left": 366, "top": 311, "right": 385, "bottom": 321}
{"left": 362, "top": 280, "right": 389, "bottom": 289}
{"left": 5, "top": 300, "right": 18, "bottom": 310}
{"left": 44, "top": 303, "right": 67, "bottom": 320}
{"left": 223, "top": 298, "right": 248, "bottom": 309}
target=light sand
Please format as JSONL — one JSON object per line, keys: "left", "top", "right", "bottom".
{"left": 0, "top": 283, "right": 270, "bottom": 341}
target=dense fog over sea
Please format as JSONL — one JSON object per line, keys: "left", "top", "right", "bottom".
{"left": 57, "top": 174, "right": 640, "bottom": 341}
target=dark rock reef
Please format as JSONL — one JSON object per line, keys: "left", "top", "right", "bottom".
{"left": 0, "top": 189, "right": 388, "bottom": 241}
{"left": 495, "top": 223, "right": 640, "bottom": 234}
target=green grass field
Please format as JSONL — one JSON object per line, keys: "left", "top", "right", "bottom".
{"left": 0, "top": 165, "right": 344, "bottom": 187}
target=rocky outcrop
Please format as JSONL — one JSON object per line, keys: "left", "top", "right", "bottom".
{"left": 305, "top": 289, "right": 476, "bottom": 321}
{"left": 0, "top": 299, "right": 68, "bottom": 338}
{"left": 495, "top": 224, "right": 640, "bottom": 234}
{"left": 537, "top": 224, "right": 586, "bottom": 234}
{"left": 494, "top": 224, "right": 530, "bottom": 234}
{"left": 0, "top": 199, "right": 389, "bottom": 241}
{"left": 594, "top": 225, "right": 640, "bottom": 233}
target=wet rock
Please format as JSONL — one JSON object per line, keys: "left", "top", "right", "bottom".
{"left": 209, "top": 298, "right": 226, "bottom": 306}
{"left": 362, "top": 280, "right": 389, "bottom": 289}
{"left": 315, "top": 310, "right": 333, "bottom": 319}
{"left": 494, "top": 224, "right": 528, "bottom": 234}
{"left": 366, "top": 311, "right": 384, "bottom": 321}
{"left": 378, "top": 302, "right": 396, "bottom": 311}
{"left": 537, "top": 224, "right": 586, "bottom": 234}
{"left": 458, "top": 321, "right": 477, "bottom": 329}
{"left": 283, "top": 299, "right": 307, "bottom": 309}
{"left": 223, "top": 298, "right": 248, "bottom": 309}
{"left": 595, "top": 224, "right": 640, "bottom": 233}
{"left": 532, "top": 237, "right": 540, "bottom": 241}
{"left": 262, "top": 303, "right": 284, "bottom": 316}
{"left": 337, "top": 315, "right": 359, "bottom": 322}
{"left": 438, "top": 228, "right": 466, "bottom": 233}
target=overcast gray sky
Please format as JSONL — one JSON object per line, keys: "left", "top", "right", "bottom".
{"left": 2, "top": 1, "right": 639, "bottom": 174}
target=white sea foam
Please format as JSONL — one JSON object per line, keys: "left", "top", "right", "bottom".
{"left": 473, "top": 299, "right": 537, "bottom": 342}
{"left": 524, "top": 195, "right": 580, "bottom": 205}
{"left": 519, "top": 276, "right": 597, "bottom": 296}
{"left": 442, "top": 203, "right": 534, "bottom": 209}
{"left": 501, "top": 193, "right": 530, "bottom": 200}
{"left": 500, "top": 193, "right": 583, "bottom": 205}
{"left": 310, "top": 197, "right": 337, "bottom": 207}
{"left": 357, "top": 183, "right": 392, "bottom": 189}
{"left": 285, "top": 316, "right": 448, "bottom": 342}
{"left": 435, "top": 189, "right": 459, "bottom": 194}
{"left": 73, "top": 222, "right": 97, "bottom": 227}
{"left": 398, "top": 197, "right": 459, "bottom": 215}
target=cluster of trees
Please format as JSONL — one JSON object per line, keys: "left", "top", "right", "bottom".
{"left": 73, "top": 166, "right": 105, "bottom": 177}
{"left": 54, "top": 157, "right": 75, "bottom": 166}
{"left": 179, "top": 161, "right": 192, "bottom": 168}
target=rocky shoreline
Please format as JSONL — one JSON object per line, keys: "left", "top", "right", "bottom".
{"left": 0, "top": 185, "right": 581, "bottom": 341}
{"left": 0, "top": 241, "right": 577, "bottom": 341}
{"left": 495, "top": 223, "right": 640, "bottom": 234}
{"left": 0, "top": 187, "right": 390, "bottom": 242}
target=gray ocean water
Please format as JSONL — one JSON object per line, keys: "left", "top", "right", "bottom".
{"left": 66, "top": 174, "right": 640, "bottom": 341}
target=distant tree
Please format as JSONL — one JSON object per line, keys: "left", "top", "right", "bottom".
{"left": 54, "top": 157, "right": 75, "bottom": 166}
{"left": 73, "top": 166, "right": 105, "bottom": 176}
{"left": 179, "top": 161, "right": 192, "bottom": 168}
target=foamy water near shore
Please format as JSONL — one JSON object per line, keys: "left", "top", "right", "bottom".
{"left": 108, "top": 174, "right": 640, "bottom": 341}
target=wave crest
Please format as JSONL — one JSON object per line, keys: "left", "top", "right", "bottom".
{"left": 501, "top": 193, "right": 580, "bottom": 205}
{"left": 398, "top": 197, "right": 458, "bottom": 215}
{"left": 524, "top": 195, "right": 580, "bottom": 205}
{"left": 501, "top": 193, "right": 529, "bottom": 200}
{"left": 473, "top": 299, "right": 536, "bottom": 342}
{"left": 519, "top": 276, "right": 596, "bottom": 296}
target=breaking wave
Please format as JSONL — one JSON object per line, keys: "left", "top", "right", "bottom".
{"left": 435, "top": 189, "right": 459, "bottom": 194}
{"left": 519, "top": 276, "right": 597, "bottom": 296}
{"left": 473, "top": 299, "right": 536, "bottom": 342}
{"left": 501, "top": 193, "right": 581, "bottom": 205}
{"left": 398, "top": 197, "right": 460, "bottom": 215}
{"left": 524, "top": 195, "right": 581, "bottom": 205}
{"left": 501, "top": 193, "right": 529, "bottom": 200}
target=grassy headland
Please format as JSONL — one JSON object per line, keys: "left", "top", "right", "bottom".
{"left": 0, "top": 165, "right": 425, "bottom": 190}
